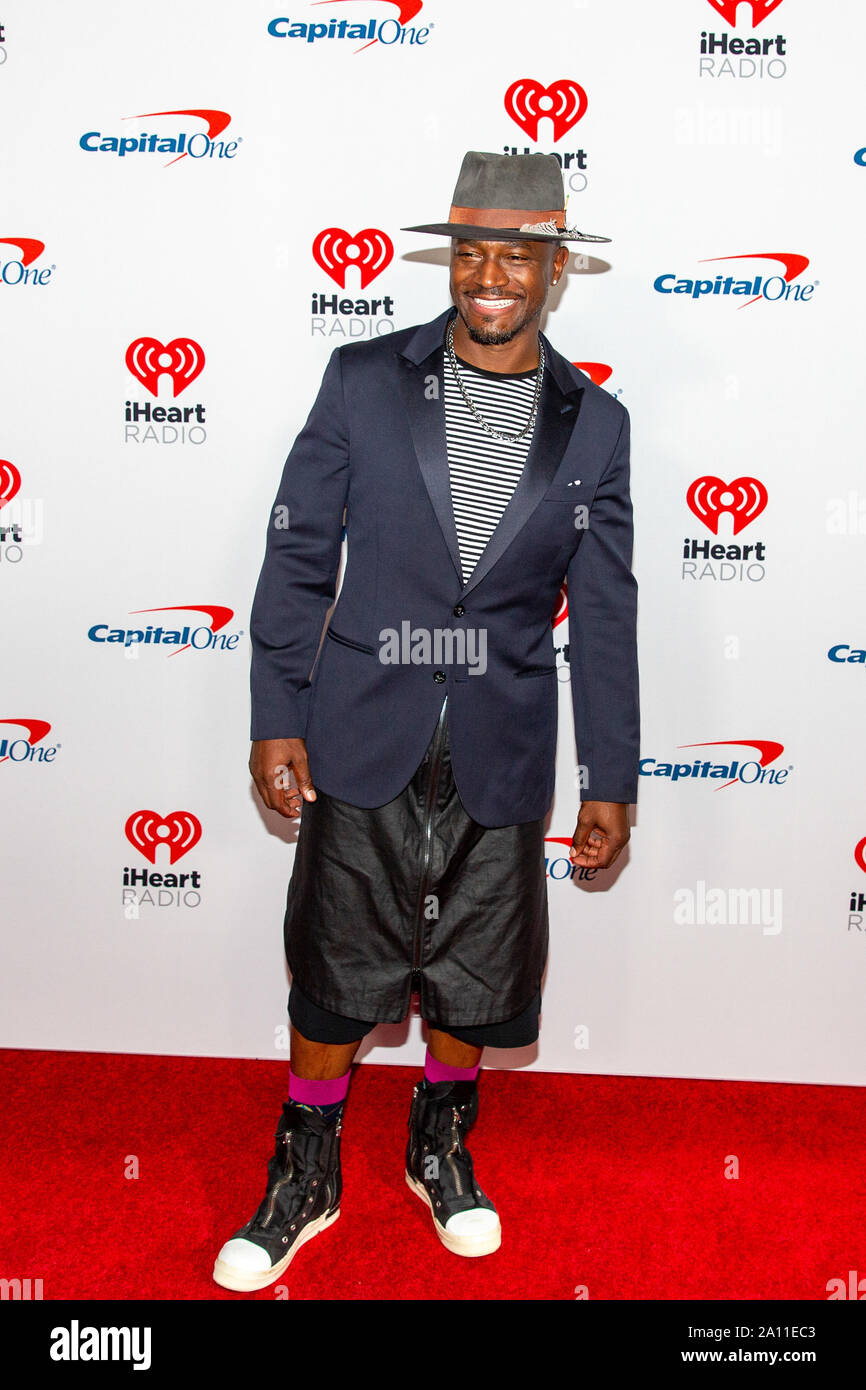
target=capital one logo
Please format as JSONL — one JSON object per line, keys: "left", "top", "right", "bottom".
{"left": 573, "top": 362, "right": 612, "bottom": 387}
{"left": 687, "top": 476, "right": 768, "bottom": 534}
{"left": 552, "top": 580, "right": 568, "bottom": 628}
{"left": 125, "top": 809, "right": 202, "bottom": 864}
{"left": 126, "top": 337, "right": 205, "bottom": 397}
{"left": 640, "top": 739, "right": 789, "bottom": 790}
{"left": 0, "top": 718, "right": 55, "bottom": 763}
{"left": 88, "top": 604, "right": 238, "bottom": 655}
{"left": 0, "top": 459, "right": 21, "bottom": 509}
{"left": 544, "top": 835, "right": 599, "bottom": 881}
{"left": 654, "top": 253, "right": 813, "bottom": 307}
{"left": 268, "top": 2, "right": 429, "bottom": 52}
{"left": 312, "top": 228, "right": 394, "bottom": 288}
{"left": 504, "top": 79, "right": 588, "bottom": 142}
{"left": 326, "top": 0, "right": 422, "bottom": 16}
{"left": 545, "top": 836, "right": 576, "bottom": 880}
{"left": 79, "top": 110, "right": 237, "bottom": 167}
{"left": 0, "top": 237, "right": 53, "bottom": 287}
{"left": 706, "top": 0, "right": 784, "bottom": 26}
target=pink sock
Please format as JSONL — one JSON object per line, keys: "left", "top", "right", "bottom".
{"left": 289, "top": 1069, "right": 350, "bottom": 1107}
{"left": 424, "top": 1048, "right": 480, "bottom": 1085}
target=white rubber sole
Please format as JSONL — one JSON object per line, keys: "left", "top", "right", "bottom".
{"left": 212, "top": 1207, "right": 340, "bottom": 1292}
{"left": 405, "top": 1172, "right": 502, "bottom": 1257}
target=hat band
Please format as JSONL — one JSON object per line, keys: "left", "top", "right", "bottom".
{"left": 448, "top": 204, "right": 565, "bottom": 230}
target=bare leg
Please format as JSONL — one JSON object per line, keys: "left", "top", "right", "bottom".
{"left": 290, "top": 1026, "right": 362, "bottom": 1079}
{"left": 427, "top": 1028, "right": 482, "bottom": 1070}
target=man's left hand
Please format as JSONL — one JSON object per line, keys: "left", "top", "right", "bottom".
{"left": 569, "top": 801, "right": 630, "bottom": 870}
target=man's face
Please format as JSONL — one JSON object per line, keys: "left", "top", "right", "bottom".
{"left": 449, "top": 238, "right": 569, "bottom": 346}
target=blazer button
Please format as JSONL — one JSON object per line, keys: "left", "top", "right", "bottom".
{"left": 433, "top": 671, "right": 447, "bottom": 683}
{"left": 452, "top": 604, "right": 465, "bottom": 617}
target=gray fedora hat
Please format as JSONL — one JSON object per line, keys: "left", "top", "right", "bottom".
{"left": 402, "top": 150, "right": 611, "bottom": 244}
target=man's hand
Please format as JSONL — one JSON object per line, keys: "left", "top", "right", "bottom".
{"left": 569, "top": 801, "right": 630, "bottom": 870}
{"left": 249, "top": 738, "right": 317, "bottom": 820}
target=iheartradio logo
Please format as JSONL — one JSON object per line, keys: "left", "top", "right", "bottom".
{"left": 125, "top": 337, "right": 205, "bottom": 398}
{"left": 0, "top": 459, "right": 21, "bottom": 510}
{"left": 687, "top": 476, "right": 768, "bottom": 535}
{"left": 312, "top": 228, "right": 394, "bottom": 289}
{"left": 855, "top": 838, "right": 866, "bottom": 876}
{"left": 504, "top": 79, "right": 588, "bottom": 142}
{"left": 706, "top": 0, "right": 784, "bottom": 26}
{"left": 125, "top": 809, "right": 202, "bottom": 864}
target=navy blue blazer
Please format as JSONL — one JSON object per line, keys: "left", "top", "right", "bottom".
{"left": 250, "top": 307, "right": 639, "bottom": 827}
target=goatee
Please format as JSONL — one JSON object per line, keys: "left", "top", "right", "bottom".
{"left": 465, "top": 322, "right": 519, "bottom": 346}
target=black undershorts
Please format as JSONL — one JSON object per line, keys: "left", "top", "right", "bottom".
{"left": 288, "top": 979, "right": 541, "bottom": 1049}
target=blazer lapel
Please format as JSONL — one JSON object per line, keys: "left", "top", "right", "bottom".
{"left": 397, "top": 309, "right": 463, "bottom": 583}
{"left": 457, "top": 340, "right": 585, "bottom": 599}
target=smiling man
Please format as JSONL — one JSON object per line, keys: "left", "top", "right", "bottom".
{"left": 213, "top": 151, "right": 640, "bottom": 1292}
{"left": 451, "top": 235, "right": 567, "bottom": 355}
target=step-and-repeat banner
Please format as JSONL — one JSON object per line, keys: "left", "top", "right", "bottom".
{"left": 2, "top": 0, "right": 864, "bottom": 1084}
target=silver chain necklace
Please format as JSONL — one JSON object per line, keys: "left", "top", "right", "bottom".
{"left": 446, "top": 318, "right": 545, "bottom": 444}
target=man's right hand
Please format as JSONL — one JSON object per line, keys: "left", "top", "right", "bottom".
{"left": 249, "top": 739, "right": 317, "bottom": 819}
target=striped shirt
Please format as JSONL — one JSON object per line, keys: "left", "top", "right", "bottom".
{"left": 443, "top": 350, "right": 539, "bottom": 584}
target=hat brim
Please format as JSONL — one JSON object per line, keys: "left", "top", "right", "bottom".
{"left": 401, "top": 221, "right": 611, "bottom": 244}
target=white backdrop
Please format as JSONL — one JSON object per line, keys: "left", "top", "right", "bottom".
{"left": 2, "top": 0, "right": 864, "bottom": 1084}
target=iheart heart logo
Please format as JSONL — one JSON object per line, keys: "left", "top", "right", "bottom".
{"left": 125, "top": 809, "right": 202, "bottom": 864}
{"left": 125, "top": 337, "right": 205, "bottom": 398}
{"left": 312, "top": 228, "right": 393, "bottom": 289}
{"left": 0, "top": 459, "right": 21, "bottom": 510}
{"left": 706, "top": 0, "right": 784, "bottom": 27}
{"left": 687, "top": 476, "right": 768, "bottom": 535}
{"left": 855, "top": 837, "right": 866, "bottom": 875}
{"left": 504, "top": 79, "right": 588, "bottom": 142}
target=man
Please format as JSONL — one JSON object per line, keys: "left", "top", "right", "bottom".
{"left": 213, "top": 151, "right": 639, "bottom": 1292}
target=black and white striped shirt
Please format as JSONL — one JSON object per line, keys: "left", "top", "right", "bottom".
{"left": 443, "top": 350, "right": 539, "bottom": 584}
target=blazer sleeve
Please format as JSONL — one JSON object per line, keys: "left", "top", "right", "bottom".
{"left": 249, "top": 347, "right": 350, "bottom": 741}
{"left": 566, "top": 405, "right": 640, "bottom": 803}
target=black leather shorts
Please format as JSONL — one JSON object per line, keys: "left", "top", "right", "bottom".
{"left": 283, "top": 696, "right": 549, "bottom": 1028}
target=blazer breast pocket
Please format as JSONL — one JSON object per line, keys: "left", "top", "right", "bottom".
{"left": 541, "top": 482, "right": 592, "bottom": 504}
{"left": 538, "top": 485, "right": 591, "bottom": 557}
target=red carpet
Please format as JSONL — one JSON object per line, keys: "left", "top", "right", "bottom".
{"left": 1, "top": 1048, "right": 862, "bottom": 1301}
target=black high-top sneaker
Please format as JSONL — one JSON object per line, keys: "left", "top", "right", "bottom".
{"left": 213, "top": 1101, "right": 342, "bottom": 1292}
{"left": 405, "top": 1079, "right": 501, "bottom": 1257}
